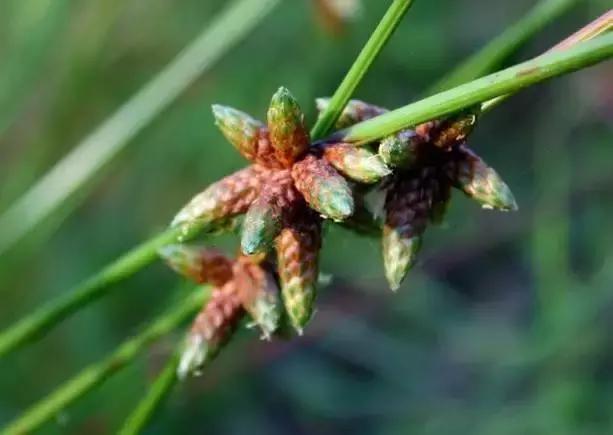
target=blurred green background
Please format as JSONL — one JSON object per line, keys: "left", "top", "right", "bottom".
{"left": 0, "top": 0, "right": 612, "bottom": 433}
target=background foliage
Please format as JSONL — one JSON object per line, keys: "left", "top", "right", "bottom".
{"left": 0, "top": 0, "right": 612, "bottom": 433}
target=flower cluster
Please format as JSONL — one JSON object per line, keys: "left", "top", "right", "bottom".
{"left": 164, "top": 88, "right": 516, "bottom": 376}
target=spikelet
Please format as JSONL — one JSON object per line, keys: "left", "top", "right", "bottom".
{"left": 158, "top": 244, "right": 233, "bottom": 286}
{"left": 211, "top": 105, "right": 280, "bottom": 168}
{"left": 323, "top": 142, "right": 390, "bottom": 183}
{"left": 382, "top": 169, "right": 436, "bottom": 290}
{"left": 291, "top": 154, "right": 354, "bottom": 221}
{"left": 233, "top": 256, "right": 281, "bottom": 339}
{"left": 241, "top": 193, "right": 283, "bottom": 255}
{"left": 178, "top": 282, "right": 244, "bottom": 378}
{"left": 275, "top": 214, "right": 322, "bottom": 333}
{"left": 267, "top": 87, "right": 310, "bottom": 167}
{"left": 172, "top": 166, "right": 262, "bottom": 228}
{"left": 378, "top": 128, "right": 424, "bottom": 168}
{"left": 445, "top": 146, "right": 517, "bottom": 211}
{"left": 315, "top": 97, "right": 388, "bottom": 129}
{"left": 428, "top": 109, "right": 480, "bottom": 150}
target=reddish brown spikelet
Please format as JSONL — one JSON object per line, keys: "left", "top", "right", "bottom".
{"left": 427, "top": 110, "right": 480, "bottom": 150}
{"left": 316, "top": 97, "right": 388, "bottom": 129}
{"left": 445, "top": 146, "right": 517, "bottom": 211}
{"left": 267, "top": 87, "right": 310, "bottom": 167}
{"left": 275, "top": 215, "right": 322, "bottom": 332}
{"left": 383, "top": 169, "right": 437, "bottom": 289}
{"left": 172, "top": 166, "right": 263, "bottom": 227}
{"left": 233, "top": 256, "right": 281, "bottom": 338}
{"left": 291, "top": 154, "right": 354, "bottom": 221}
{"left": 159, "top": 245, "right": 233, "bottom": 286}
{"left": 179, "top": 281, "right": 244, "bottom": 377}
{"left": 323, "top": 142, "right": 390, "bottom": 183}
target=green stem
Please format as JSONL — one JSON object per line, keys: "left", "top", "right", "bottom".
{"left": 118, "top": 350, "right": 181, "bottom": 435}
{"left": 0, "top": 221, "right": 205, "bottom": 358}
{"left": 1, "top": 289, "right": 208, "bottom": 435}
{"left": 310, "top": 0, "right": 415, "bottom": 140}
{"left": 428, "top": 0, "right": 580, "bottom": 94}
{"left": 332, "top": 34, "right": 613, "bottom": 144}
{"left": 0, "top": 0, "right": 281, "bottom": 257}
{"left": 482, "top": 10, "right": 613, "bottom": 112}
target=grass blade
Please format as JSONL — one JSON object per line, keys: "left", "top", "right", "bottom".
{"left": 0, "top": 0, "right": 281, "bottom": 257}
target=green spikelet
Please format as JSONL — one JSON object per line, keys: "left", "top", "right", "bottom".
{"left": 315, "top": 97, "right": 388, "bottom": 129}
{"left": 158, "top": 244, "right": 233, "bottom": 286}
{"left": 324, "top": 142, "right": 390, "bottom": 183}
{"left": 291, "top": 154, "right": 354, "bottom": 221}
{"left": 234, "top": 256, "right": 281, "bottom": 339}
{"left": 446, "top": 146, "right": 518, "bottom": 211}
{"left": 382, "top": 171, "right": 435, "bottom": 290}
{"left": 241, "top": 194, "right": 283, "bottom": 255}
{"left": 378, "top": 128, "right": 424, "bottom": 168}
{"left": 267, "top": 87, "right": 310, "bottom": 167}
{"left": 171, "top": 166, "right": 261, "bottom": 228}
{"left": 275, "top": 217, "right": 321, "bottom": 333}
{"left": 212, "top": 104, "right": 268, "bottom": 161}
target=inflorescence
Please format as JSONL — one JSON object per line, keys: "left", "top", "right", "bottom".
{"left": 161, "top": 87, "right": 517, "bottom": 377}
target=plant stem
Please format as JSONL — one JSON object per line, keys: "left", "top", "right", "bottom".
{"left": 118, "top": 350, "right": 181, "bottom": 435}
{"left": 482, "top": 9, "right": 613, "bottom": 112}
{"left": 0, "top": 0, "right": 281, "bottom": 258}
{"left": 428, "top": 0, "right": 580, "bottom": 94}
{"left": 1, "top": 289, "right": 208, "bottom": 435}
{"left": 0, "top": 221, "right": 205, "bottom": 358}
{"left": 331, "top": 34, "right": 613, "bottom": 144}
{"left": 310, "top": 0, "right": 415, "bottom": 140}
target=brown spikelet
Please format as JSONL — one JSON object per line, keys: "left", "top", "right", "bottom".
{"left": 275, "top": 213, "right": 322, "bottom": 332}
{"left": 159, "top": 245, "right": 233, "bottom": 286}
{"left": 291, "top": 154, "right": 354, "bottom": 221}
{"left": 233, "top": 256, "right": 281, "bottom": 338}
{"left": 383, "top": 168, "right": 437, "bottom": 290}
{"left": 172, "top": 166, "right": 264, "bottom": 227}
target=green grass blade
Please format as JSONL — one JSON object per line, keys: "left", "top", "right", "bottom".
{"left": 117, "top": 350, "right": 181, "bottom": 435}
{"left": 0, "top": 288, "right": 207, "bottom": 435}
{"left": 332, "top": 34, "right": 613, "bottom": 144}
{"left": 427, "top": 0, "right": 580, "bottom": 94}
{"left": 310, "top": 0, "right": 416, "bottom": 140}
{"left": 0, "top": 0, "right": 281, "bottom": 257}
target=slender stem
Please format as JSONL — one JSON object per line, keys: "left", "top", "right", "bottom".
{"left": 482, "top": 9, "right": 613, "bottom": 111}
{"left": 428, "top": 0, "right": 580, "bottom": 94}
{"left": 310, "top": 0, "right": 415, "bottom": 140}
{"left": 0, "top": 0, "right": 281, "bottom": 257}
{"left": 117, "top": 350, "right": 181, "bottom": 435}
{"left": 0, "top": 221, "right": 206, "bottom": 358}
{"left": 1, "top": 289, "right": 208, "bottom": 435}
{"left": 331, "top": 34, "right": 613, "bottom": 144}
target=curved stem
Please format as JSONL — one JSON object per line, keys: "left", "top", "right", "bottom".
{"left": 428, "top": 0, "right": 581, "bottom": 94}
{"left": 310, "top": 0, "right": 416, "bottom": 140}
{"left": 1, "top": 288, "right": 208, "bottom": 435}
{"left": 331, "top": 34, "right": 613, "bottom": 144}
{"left": 0, "top": 221, "right": 206, "bottom": 358}
{"left": 482, "top": 9, "right": 613, "bottom": 112}
{"left": 0, "top": 0, "right": 281, "bottom": 257}
{"left": 118, "top": 350, "right": 181, "bottom": 435}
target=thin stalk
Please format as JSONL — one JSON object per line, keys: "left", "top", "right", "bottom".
{"left": 428, "top": 0, "right": 580, "bottom": 93}
{"left": 331, "top": 34, "right": 613, "bottom": 144}
{"left": 310, "top": 0, "right": 415, "bottom": 139}
{"left": 0, "top": 0, "right": 281, "bottom": 257}
{"left": 0, "top": 221, "right": 206, "bottom": 358}
{"left": 117, "top": 350, "right": 181, "bottom": 435}
{"left": 0, "top": 288, "right": 208, "bottom": 435}
{"left": 482, "top": 9, "right": 613, "bottom": 111}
